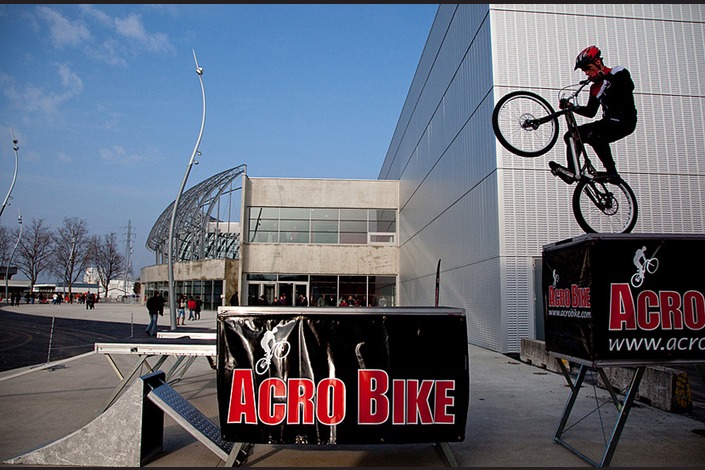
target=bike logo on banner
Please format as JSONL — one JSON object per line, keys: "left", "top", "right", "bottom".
{"left": 256, "top": 326, "right": 291, "bottom": 375}
{"left": 630, "top": 245, "right": 660, "bottom": 288}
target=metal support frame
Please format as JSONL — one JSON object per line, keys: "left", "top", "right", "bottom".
{"left": 434, "top": 441, "right": 458, "bottom": 467}
{"left": 553, "top": 359, "right": 645, "bottom": 467}
{"left": 95, "top": 340, "right": 216, "bottom": 412}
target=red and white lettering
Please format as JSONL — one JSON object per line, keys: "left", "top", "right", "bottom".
{"left": 227, "top": 369, "right": 258, "bottom": 424}
{"left": 358, "top": 369, "right": 389, "bottom": 424}
{"left": 609, "top": 283, "right": 705, "bottom": 331}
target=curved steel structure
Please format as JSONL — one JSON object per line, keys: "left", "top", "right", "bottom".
{"left": 146, "top": 164, "right": 246, "bottom": 264}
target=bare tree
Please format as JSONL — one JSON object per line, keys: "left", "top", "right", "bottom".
{"left": 15, "top": 218, "right": 54, "bottom": 292}
{"left": 90, "top": 232, "right": 125, "bottom": 299}
{"left": 0, "top": 225, "right": 10, "bottom": 267}
{"left": 52, "top": 217, "right": 90, "bottom": 303}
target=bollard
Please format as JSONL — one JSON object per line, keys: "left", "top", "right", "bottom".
{"left": 46, "top": 316, "right": 55, "bottom": 363}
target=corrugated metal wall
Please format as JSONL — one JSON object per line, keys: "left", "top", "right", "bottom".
{"left": 381, "top": 3, "right": 705, "bottom": 353}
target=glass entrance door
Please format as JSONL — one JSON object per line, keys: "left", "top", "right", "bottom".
{"left": 247, "top": 283, "right": 277, "bottom": 305}
{"left": 294, "top": 283, "right": 309, "bottom": 306}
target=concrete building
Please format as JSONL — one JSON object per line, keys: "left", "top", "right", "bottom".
{"left": 141, "top": 4, "right": 704, "bottom": 354}
{"left": 241, "top": 177, "right": 398, "bottom": 307}
{"left": 380, "top": 4, "right": 705, "bottom": 353}
{"left": 141, "top": 173, "right": 398, "bottom": 311}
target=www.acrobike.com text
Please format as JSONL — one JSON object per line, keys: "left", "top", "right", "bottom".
{"left": 609, "top": 336, "right": 705, "bottom": 352}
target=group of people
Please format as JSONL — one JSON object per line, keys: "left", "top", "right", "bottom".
{"left": 145, "top": 291, "right": 203, "bottom": 335}
{"left": 48, "top": 291, "right": 98, "bottom": 306}
{"left": 176, "top": 294, "right": 202, "bottom": 325}
{"left": 6, "top": 292, "right": 23, "bottom": 306}
{"left": 250, "top": 293, "right": 385, "bottom": 308}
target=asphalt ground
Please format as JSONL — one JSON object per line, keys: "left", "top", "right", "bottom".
{"left": 0, "top": 311, "right": 135, "bottom": 371}
{"left": 1, "top": 301, "right": 705, "bottom": 467}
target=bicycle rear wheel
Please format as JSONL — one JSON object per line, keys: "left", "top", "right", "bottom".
{"left": 572, "top": 177, "right": 638, "bottom": 234}
{"left": 492, "top": 90, "right": 559, "bottom": 157}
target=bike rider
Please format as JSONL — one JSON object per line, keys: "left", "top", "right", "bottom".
{"left": 261, "top": 326, "right": 279, "bottom": 358}
{"left": 550, "top": 45, "right": 638, "bottom": 183}
{"left": 633, "top": 245, "right": 647, "bottom": 273}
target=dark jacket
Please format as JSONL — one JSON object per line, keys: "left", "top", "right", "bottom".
{"left": 147, "top": 294, "right": 165, "bottom": 315}
{"left": 574, "top": 66, "right": 637, "bottom": 126}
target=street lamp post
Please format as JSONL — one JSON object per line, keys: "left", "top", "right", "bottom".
{"left": 5, "top": 210, "right": 22, "bottom": 305}
{"left": 0, "top": 128, "right": 19, "bottom": 221}
{"left": 167, "top": 50, "right": 206, "bottom": 330}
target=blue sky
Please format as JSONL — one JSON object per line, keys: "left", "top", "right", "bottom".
{"left": 0, "top": 4, "right": 438, "bottom": 277}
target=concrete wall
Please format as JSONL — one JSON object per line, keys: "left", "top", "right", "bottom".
{"left": 244, "top": 244, "right": 397, "bottom": 276}
{"left": 245, "top": 177, "right": 398, "bottom": 209}
{"left": 140, "top": 259, "right": 238, "bottom": 285}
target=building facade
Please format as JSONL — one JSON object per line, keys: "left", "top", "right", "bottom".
{"left": 241, "top": 177, "right": 398, "bottom": 307}
{"left": 141, "top": 174, "right": 399, "bottom": 311}
{"left": 379, "top": 4, "right": 705, "bottom": 353}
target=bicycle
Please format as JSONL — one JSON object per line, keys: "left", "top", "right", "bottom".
{"left": 630, "top": 256, "right": 659, "bottom": 288}
{"left": 492, "top": 80, "right": 638, "bottom": 234}
{"left": 255, "top": 339, "right": 291, "bottom": 375}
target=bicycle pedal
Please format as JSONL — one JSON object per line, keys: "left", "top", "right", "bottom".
{"left": 549, "top": 162, "right": 576, "bottom": 184}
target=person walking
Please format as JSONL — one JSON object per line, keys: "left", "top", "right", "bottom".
{"left": 187, "top": 296, "right": 196, "bottom": 321}
{"left": 145, "top": 291, "right": 165, "bottom": 336}
{"left": 177, "top": 294, "right": 186, "bottom": 326}
{"left": 194, "top": 296, "right": 202, "bottom": 320}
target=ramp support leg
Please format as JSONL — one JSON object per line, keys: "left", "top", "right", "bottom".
{"left": 554, "top": 364, "right": 645, "bottom": 467}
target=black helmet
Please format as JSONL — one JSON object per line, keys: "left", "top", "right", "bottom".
{"left": 574, "top": 45, "right": 601, "bottom": 70}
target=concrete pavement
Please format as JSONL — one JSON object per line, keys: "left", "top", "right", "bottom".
{"left": 1, "top": 301, "right": 704, "bottom": 467}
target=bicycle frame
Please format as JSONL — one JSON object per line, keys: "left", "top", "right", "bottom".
{"left": 555, "top": 79, "right": 596, "bottom": 180}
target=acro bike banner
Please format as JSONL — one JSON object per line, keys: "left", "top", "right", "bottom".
{"left": 543, "top": 234, "right": 705, "bottom": 363}
{"left": 216, "top": 307, "right": 468, "bottom": 445}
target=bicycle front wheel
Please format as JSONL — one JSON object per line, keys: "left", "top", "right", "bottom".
{"left": 572, "top": 178, "right": 638, "bottom": 234}
{"left": 492, "top": 91, "right": 559, "bottom": 157}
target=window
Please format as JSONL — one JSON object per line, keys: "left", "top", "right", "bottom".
{"left": 311, "top": 209, "right": 338, "bottom": 244}
{"left": 310, "top": 275, "right": 337, "bottom": 306}
{"left": 368, "top": 209, "right": 396, "bottom": 244}
{"left": 244, "top": 274, "right": 396, "bottom": 307}
{"left": 249, "top": 207, "right": 279, "bottom": 242}
{"left": 279, "top": 208, "right": 310, "bottom": 243}
{"left": 247, "top": 207, "right": 396, "bottom": 246}
{"left": 339, "top": 209, "right": 367, "bottom": 244}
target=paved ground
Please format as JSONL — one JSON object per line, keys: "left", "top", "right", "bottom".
{"left": 1, "top": 301, "right": 704, "bottom": 467}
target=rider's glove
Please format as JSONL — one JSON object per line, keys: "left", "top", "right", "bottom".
{"left": 559, "top": 98, "right": 573, "bottom": 110}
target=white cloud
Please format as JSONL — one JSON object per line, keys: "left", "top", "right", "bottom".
{"left": 0, "top": 64, "right": 82, "bottom": 115}
{"left": 114, "top": 13, "right": 173, "bottom": 54}
{"left": 100, "top": 145, "right": 144, "bottom": 165}
{"left": 36, "top": 5, "right": 91, "bottom": 48}
{"left": 57, "top": 151, "right": 72, "bottom": 163}
{"left": 84, "top": 39, "right": 129, "bottom": 68}
{"left": 56, "top": 63, "right": 84, "bottom": 95}
{"left": 81, "top": 5, "right": 174, "bottom": 55}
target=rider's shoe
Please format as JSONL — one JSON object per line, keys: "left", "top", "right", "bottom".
{"left": 549, "top": 161, "right": 576, "bottom": 184}
{"left": 595, "top": 169, "right": 622, "bottom": 182}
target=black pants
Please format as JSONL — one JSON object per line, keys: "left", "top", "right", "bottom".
{"left": 564, "top": 118, "right": 636, "bottom": 173}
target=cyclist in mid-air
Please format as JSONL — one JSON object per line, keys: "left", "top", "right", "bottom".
{"left": 549, "top": 45, "right": 638, "bottom": 183}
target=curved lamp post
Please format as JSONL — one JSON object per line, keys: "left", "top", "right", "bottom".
{"left": 5, "top": 209, "right": 22, "bottom": 305}
{"left": 0, "top": 128, "right": 19, "bottom": 221}
{"left": 167, "top": 50, "right": 206, "bottom": 330}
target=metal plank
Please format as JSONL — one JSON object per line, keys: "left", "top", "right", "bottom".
{"left": 95, "top": 341, "right": 215, "bottom": 356}
{"left": 147, "top": 382, "right": 233, "bottom": 462}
